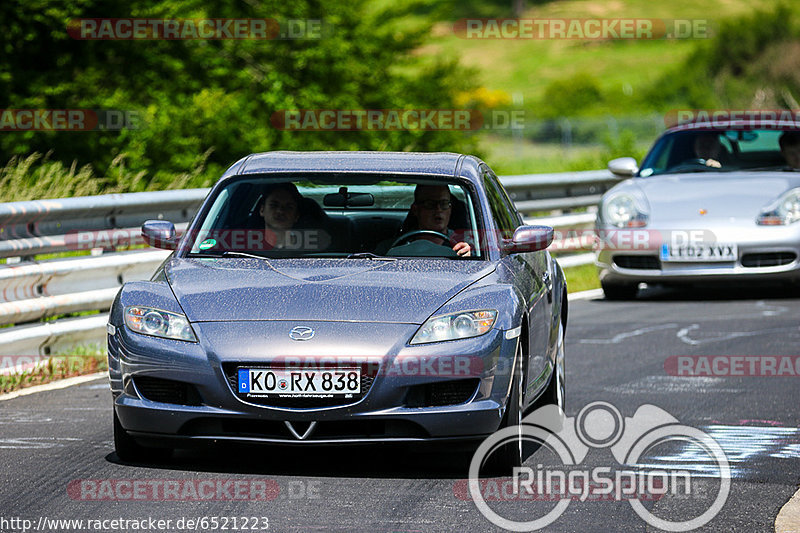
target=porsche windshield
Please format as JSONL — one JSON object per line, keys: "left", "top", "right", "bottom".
{"left": 185, "top": 175, "right": 484, "bottom": 259}
{"left": 639, "top": 128, "right": 800, "bottom": 176}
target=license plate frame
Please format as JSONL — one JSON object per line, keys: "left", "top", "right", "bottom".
{"left": 237, "top": 367, "right": 361, "bottom": 398}
{"left": 660, "top": 243, "right": 738, "bottom": 262}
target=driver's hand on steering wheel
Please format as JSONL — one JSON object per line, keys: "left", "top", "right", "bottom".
{"left": 453, "top": 241, "right": 471, "bottom": 257}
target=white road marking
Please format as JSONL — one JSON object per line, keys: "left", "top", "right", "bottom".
{"left": 756, "top": 300, "right": 788, "bottom": 317}
{"left": 579, "top": 323, "right": 678, "bottom": 344}
{"left": 604, "top": 375, "right": 740, "bottom": 395}
{"left": 0, "top": 437, "right": 81, "bottom": 449}
{"left": 0, "top": 372, "right": 107, "bottom": 402}
{"left": 677, "top": 324, "right": 800, "bottom": 346}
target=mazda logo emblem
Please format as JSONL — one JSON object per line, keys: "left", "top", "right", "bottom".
{"left": 289, "top": 326, "right": 315, "bottom": 341}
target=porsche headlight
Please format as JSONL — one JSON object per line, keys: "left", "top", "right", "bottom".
{"left": 410, "top": 310, "right": 497, "bottom": 345}
{"left": 601, "top": 191, "right": 650, "bottom": 228}
{"left": 757, "top": 188, "right": 800, "bottom": 225}
{"left": 124, "top": 306, "right": 197, "bottom": 342}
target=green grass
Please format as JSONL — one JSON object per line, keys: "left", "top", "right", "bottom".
{"left": 424, "top": 0, "right": 762, "bottom": 110}
{"left": 563, "top": 263, "right": 601, "bottom": 293}
{"left": 0, "top": 343, "right": 106, "bottom": 395}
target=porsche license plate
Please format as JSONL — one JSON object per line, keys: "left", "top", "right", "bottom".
{"left": 238, "top": 368, "right": 361, "bottom": 396}
{"left": 660, "top": 243, "right": 737, "bottom": 262}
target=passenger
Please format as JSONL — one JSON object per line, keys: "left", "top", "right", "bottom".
{"left": 257, "top": 182, "right": 303, "bottom": 249}
{"left": 779, "top": 131, "right": 800, "bottom": 169}
{"left": 380, "top": 185, "right": 471, "bottom": 257}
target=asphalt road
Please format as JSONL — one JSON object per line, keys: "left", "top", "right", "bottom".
{"left": 1, "top": 285, "right": 798, "bottom": 532}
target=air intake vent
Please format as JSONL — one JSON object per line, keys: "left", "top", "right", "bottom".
{"left": 741, "top": 252, "right": 796, "bottom": 268}
{"left": 613, "top": 255, "right": 661, "bottom": 270}
{"left": 405, "top": 379, "right": 480, "bottom": 407}
{"left": 134, "top": 376, "right": 202, "bottom": 406}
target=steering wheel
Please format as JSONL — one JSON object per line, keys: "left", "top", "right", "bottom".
{"left": 390, "top": 230, "right": 450, "bottom": 248}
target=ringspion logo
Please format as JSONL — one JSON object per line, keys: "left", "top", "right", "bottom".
{"left": 468, "top": 402, "right": 730, "bottom": 531}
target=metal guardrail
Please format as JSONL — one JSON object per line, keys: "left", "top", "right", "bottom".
{"left": 0, "top": 170, "right": 612, "bottom": 356}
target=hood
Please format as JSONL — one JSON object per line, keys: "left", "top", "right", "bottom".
{"left": 165, "top": 257, "right": 495, "bottom": 323}
{"left": 635, "top": 173, "right": 800, "bottom": 224}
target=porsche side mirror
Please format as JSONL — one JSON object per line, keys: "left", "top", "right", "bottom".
{"left": 504, "top": 225, "right": 554, "bottom": 254}
{"left": 608, "top": 157, "right": 639, "bottom": 178}
{"left": 142, "top": 220, "right": 178, "bottom": 250}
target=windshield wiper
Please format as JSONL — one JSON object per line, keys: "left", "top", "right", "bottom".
{"left": 345, "top": 252, "right": 397, "bottom": 261}
{"left": 186, "top": 251, "right": 269, "bottom": 260}
{"left": 222, "top": 251, "right": 271, "bottom": 260}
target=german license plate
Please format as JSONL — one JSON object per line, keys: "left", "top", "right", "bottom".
{"left": 237, "top": 368, "right": 360, "bottom": 397}
{"left": 660, "top": 243, "right": 737, "bottom": 262}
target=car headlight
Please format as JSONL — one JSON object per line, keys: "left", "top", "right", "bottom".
{"left": 124, "top": 306, "right": 197, "bottom": 342}
{"left": 410, "top": 310, "right": 497, "bottom": 345}
{"left": 601, "top": 191, "right": 649, "bottom": 228}
{"left": 757, "top": 188, "right": 800, "bottom": 225}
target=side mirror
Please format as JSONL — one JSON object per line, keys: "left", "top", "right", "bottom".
{"left": 505, "top": 225, "right": 554, "bottom": 253}
{"left": 142, "top": 220, "right": 178, "bottom": 250}
{"left": 608, "top": 157, "right": 639, "bottom": 178}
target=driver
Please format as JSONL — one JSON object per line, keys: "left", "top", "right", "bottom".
{"left": 378, "top": 185, "right": 472, "bottom": 257}
{"left": 692, "top": 133, "right": 726, "bottom": 168}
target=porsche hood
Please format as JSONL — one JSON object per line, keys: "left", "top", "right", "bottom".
{"left": 635, "top": 173, "right": 800, "bottom": 223}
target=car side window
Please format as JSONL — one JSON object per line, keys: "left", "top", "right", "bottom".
{"left": 482, "top": 166, "right": 519, "bottom": 239}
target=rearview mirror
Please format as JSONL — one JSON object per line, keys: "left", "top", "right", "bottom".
{"left": 504, "top": 225, "right": 554, "bottom": 253}
{"left": 142, "top": 220, "right": 178, "bottom": 250}
{"left": 608, "top": 157, "right": 639, "bottom": 178}
{"left": 324, "top": 187, "right": 374, "bottom": 207}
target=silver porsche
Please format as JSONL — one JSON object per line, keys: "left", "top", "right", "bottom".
{"left": 596, "top": 120, "right": 800, "bottom": 299}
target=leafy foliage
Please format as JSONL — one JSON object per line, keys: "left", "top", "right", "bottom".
{"left": 0, "top": 0, "right": 478, "bottom": 194}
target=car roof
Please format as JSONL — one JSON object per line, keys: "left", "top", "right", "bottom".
{"left": 222, "top": 151, "right": 484, "bottom": 182}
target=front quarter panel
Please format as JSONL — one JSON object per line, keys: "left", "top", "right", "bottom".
{"left": 108, "top": 281, "right": 207, "bottom": 396}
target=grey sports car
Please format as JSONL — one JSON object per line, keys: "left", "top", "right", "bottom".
{"left": 597, "top": 121, "right": 800, "bottom": 299}
{"left": 108, "top": 151, "right": 567, "bottom": 470}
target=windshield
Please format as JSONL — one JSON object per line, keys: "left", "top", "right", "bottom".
{"left": 184, "top": 174, "right": 483, "bottom": 259}
{"left": 638, "top": 128, "right": 798, "bottom": 176}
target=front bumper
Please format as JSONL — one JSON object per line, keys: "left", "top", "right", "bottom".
{"left": 595, "top": 223, "right": 800, "bottom": 285}
{"left": 108, "top": 320, "right": 522, "bottom": 445}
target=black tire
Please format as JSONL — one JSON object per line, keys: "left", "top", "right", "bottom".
{"left": 527, "top": 322, "right": 566, "bottom": 415}
{"left": 113, "top": 410, "right": 171, "bottom": 462}
{"left": 601, "top": 280, "right": 638, "bottom": 300}
{"left": 483, "top": 341, "right": 524, "bottom": 475}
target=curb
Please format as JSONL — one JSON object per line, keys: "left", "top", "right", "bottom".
{"left": 776, "top": 487, "right": 800, "bottom": 533}
{"left": 0, "top": 371, "right": 107, "bottom": 402}
{"left": 568, "top": 288, "right": 604, "bottom": 301}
